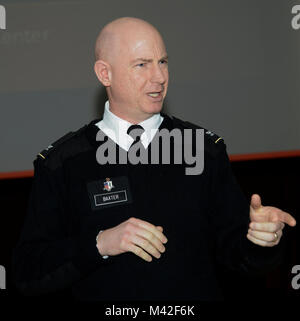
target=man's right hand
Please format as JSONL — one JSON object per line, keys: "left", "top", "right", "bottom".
{"left": 96, "top": 217, "right": 168, "bottom": 262}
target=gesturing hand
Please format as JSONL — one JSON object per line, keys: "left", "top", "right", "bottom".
{"left": 247, "top": 194, "right": 296, "bottom": 247}
{"left": 96, "top": 217, "right": 168, "bottom": 262}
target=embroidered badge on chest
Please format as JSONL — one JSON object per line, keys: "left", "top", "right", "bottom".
{"left": 103, "top": 178, "right": 114, "bottom": 192}
{"left": 87, "top": 176, "right": 133, "bottom": 210}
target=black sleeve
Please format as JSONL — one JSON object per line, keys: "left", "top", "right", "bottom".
{"left": 12, "top": 158, "right": 112, "bottom": 296}
{"left": 210, "top": 143, "right": 285, "bottom": 276}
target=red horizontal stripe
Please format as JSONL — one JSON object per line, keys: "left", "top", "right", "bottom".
{"left": 0, "top": 170, "right": 34, "bottom": 180}
{"left": 229, "top": 150, "right": 300, "bottom": 162}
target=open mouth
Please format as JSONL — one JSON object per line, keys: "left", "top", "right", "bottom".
{"left": 148, "top": 92, "right": 160, "bottom": 97}
{"left": 147, "top": 91, "right": 163, "bottom": 100}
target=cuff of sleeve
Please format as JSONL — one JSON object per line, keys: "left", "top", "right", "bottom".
{"left": 240, "top": 232, "right": 286, "bottom": 274}
{"left": 72, "top": 229, "right": 112, "bottom": 276}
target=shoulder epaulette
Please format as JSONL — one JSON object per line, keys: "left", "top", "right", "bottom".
{"left": 36, "top": 124, "right": 92, "bottom": 170}
{"left": 171, "top": 115, "right": 224, "bottom": 145}
{"left": 37, "top": 131, "right": 76, "bottom": 160}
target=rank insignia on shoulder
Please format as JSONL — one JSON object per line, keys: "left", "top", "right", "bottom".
{"left": 45, "top": 144, "right": 53, "bottom": 151}
{"left": 205, "top": 130, "right": 223, "bottom": 144}
{"left": 205, "top": 130, "right": 214, "bottom": 136}
{"left": 37, "top": 131, "right": 74, "bottom": 160}
{"left": 103, "top": 178, "right": 114, "bottom": 192}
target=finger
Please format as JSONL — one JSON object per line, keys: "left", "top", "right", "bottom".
{"left": 131, "top": 235, "right": 163, "bottom": 259}
{"left": 127, "top": 243, "right": 153, "bottom": 262}
{"left": 136, "top": 228, "right": 166, "bottom": 253}
{"left": 156, "top": 226, "right": 163, "bottom": 232}
{"left": 248, "top": 228, "right": 282, "bottom": 243}
{"left": 132, "top": 218, "right": 168, "bottom": 243}
{"left": 250, "top": 194, "right": 262, "bottom": 210}
{"left": 273, "top": 211, "right": 297, "bottom": 227}
{"left": 246, "top": 233, "right": 277, "bottom": 247}
{"left": 249, "top": 221, "right": 284, "bottom": 232}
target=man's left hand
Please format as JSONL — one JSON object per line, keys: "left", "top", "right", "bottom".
{"left": 247, "top": 194, "right": 297, "bottom": 247}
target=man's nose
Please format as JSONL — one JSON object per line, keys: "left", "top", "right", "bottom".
{"left": 151, "top": 64, "right": 167, "bottom": 84}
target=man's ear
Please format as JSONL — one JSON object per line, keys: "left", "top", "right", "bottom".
{"left": 94, "top": 60, "right": 111, "bottom": 86}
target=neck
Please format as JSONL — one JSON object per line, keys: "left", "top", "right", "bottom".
{"left": 108, "top": 101, "right": 155, "bottom": 124}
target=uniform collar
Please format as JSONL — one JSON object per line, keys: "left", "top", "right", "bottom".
{"left": 95, "top": 100, "right": 164, "bottom": 151}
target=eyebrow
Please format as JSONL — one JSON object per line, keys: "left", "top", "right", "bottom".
{"left": 130, "top": 55, "right": 169, "bottom": 65}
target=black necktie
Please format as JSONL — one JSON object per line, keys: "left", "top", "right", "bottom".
{"left": 127, "top": 125, "right": 145, "bottom": 156}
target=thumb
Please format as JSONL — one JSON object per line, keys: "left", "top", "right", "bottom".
{"left": 251, "top": 194, "right": 262, "bottom": 210}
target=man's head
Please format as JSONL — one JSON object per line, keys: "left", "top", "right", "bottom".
{"left": 94, "top": 17, "right": 169, "bottom": 124}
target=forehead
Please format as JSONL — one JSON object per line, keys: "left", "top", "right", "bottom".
{"left": 121, "top": 29, "right": 167, "bottom": 59}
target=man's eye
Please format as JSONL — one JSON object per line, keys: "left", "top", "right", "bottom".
{"left": 160, "top": 60, "right": 168, "bottom": 65}
{"left": 137, "top": 63, "right": 145, "bottom": 67}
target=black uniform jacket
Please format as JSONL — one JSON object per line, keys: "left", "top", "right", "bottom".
{"left": 12, "top": 114, "right": 284, "bottom": 301}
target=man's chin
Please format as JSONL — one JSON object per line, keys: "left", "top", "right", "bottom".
{"left": 143, "top": 101, "right": 164, "bottom": 115}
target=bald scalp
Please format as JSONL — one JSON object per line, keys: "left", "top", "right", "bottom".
{"left": 94, "top": 17, "right": 162, "bottom": 62}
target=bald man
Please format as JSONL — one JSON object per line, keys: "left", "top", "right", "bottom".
{"left": 12, "top": 17, "right": 296, "bottom": 301}
{"left": 94, "top": 17, "right": 169, "bottom": 123}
